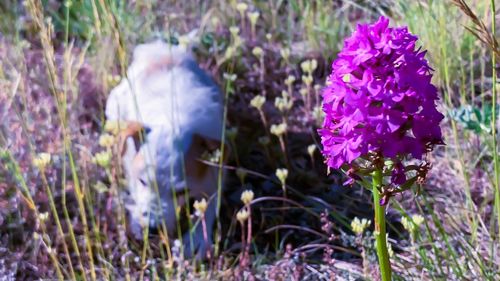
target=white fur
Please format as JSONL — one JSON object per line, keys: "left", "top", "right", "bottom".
{"left": 105, "top": 40, "right": 223, "bottom": 256}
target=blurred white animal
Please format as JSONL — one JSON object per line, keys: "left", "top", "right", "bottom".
{"left": 105, "top": 36, "right": 224, "bottom": 258}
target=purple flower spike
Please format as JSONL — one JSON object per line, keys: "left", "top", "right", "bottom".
{"left": 319, "top": 16, "right": 444, "bottom": 185}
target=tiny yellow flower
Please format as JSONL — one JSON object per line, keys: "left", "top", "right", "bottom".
{"left": 302, "top": 74, "right": 313, "bottom": 86}
{"left": 93, "top": 151, "right": 111, "bottom": 167}
{"left": 285, "top": 75, "right": 296, "bottom": 86}
{"left": 270, "top": 123, "right": 287, "bottom": 137}
{"left": 223, "top": 72, "right": 238, "bottom": 81}
{"left": 351, "top": 217, "right": 371, "bottom": 235}
{"left": 236, "top": 209, "right": 249, "bottom": 224}
{"left": 265, "top": 33, "right": 272, "bottom": 41}
{"left": 224, "top": 46, "right": 236, "bottom": 59}
{"left": 106, "top": 74, "right": 121, "bottom": 86}
{"left": 310, "top": 59, "right": 318, "bottom": 71}
{"left": 299, "top": 88, "right": 308, "bottom": 97}
{"left": 342, "top": 74, "right": 351, "bottom": 83}
{"left": 236, "top": 2, "right": 248, "bottom": 13}
{"left": 250, "top": 95, "right": 266, "bottom": 110}
{"left": 402, "top": 214, "right": 425, "bottom": 232}
{"left": 38, "top": 212, "right": 49, "bottom": 222}
{"left": 252, "top": 46, "right": 263, "bottom": 57}
{"left": 193, "top": 198, "right": 208, "bottom": 214}
{"left": 229, "top": 26, "right": 240, "bottom": 37}
{"left": 104, "top": 120, "right": 126, "bottom": 135}
{"left": 205, "top": 149, "right": 221, "bottom": 163}
{"left": 33, "top": 153, "right": 51, "bottom": 170}
{"left": 412, "top": 214, "right": 424, "bottom": 226}
{"left": 178, "top": 35, "right": 190, "bottom": 49}
{"left": 313, "top": 106, "right": 325, "bottom": 121}
{"left": 98, "top": 134, "right": 115, "bottom": 148}
{"left": 274, "top": 96, "right": 293, "bottom": 112}
{"left": 401, "top": 216, "right": 414, "bottom": 232}
{"left": 211, "top": 16, "right": 220, "bottom": 27}
{"left": 248, "top": 11, "right": 260, "bottom": 25}
{"left": 301, "top": 59, "right": 318, "bottom": 73}
{"left": 275, "top": 168, "right": 288, "bottom": 185}
{"left": 300, "top": 60, "right": 311, "bottom": 73}
{"left": 280, "top": 48, "right": 290, "bottom": 61}
{"left": 307, "top": 144, "right": 316, "bottom": 157}
{"left": 241, "top": 190, "right": 254, "bottom": 205}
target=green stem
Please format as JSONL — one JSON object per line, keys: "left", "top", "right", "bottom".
{"left": 372, "top": 169, "right": 392, "bottom": 281}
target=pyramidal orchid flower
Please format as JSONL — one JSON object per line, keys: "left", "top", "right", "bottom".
{"left": 319, "top": 16, "right": 444, "bottom": 281}
{"left": 320, "top": 16, "right": 443, "bottom": 177}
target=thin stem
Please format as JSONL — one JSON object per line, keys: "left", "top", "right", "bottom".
{"left": 490, "top": 0, "right": 500, "bottom": 237}
{"left": 372, "top": 169, "right": 391, "bottom": 281}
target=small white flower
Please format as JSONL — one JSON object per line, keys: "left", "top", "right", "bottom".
{"left": 250, "top": 95, "right": 266, "bottom": 110}
{"left": 33, "top": 153, "right": 51, "bottom": 170}
{"left": 236, "top": 209, "right": 249, "bottom": 223}
{"left": 241, "top": 190, "right": 254, "bottom": 205}
{"left": 270, "top": 123, "right": 287, "bottom": 137}
{"left": 275, "top": 168, "right": 288, "bottom": 185}
{"left": 351, "top": 217, "right": 371, "bottom": 235}
{"left": 252, "top": 46, "right": 264, "bottom": 57}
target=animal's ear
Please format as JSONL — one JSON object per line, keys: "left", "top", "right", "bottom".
{"left": 118, "top": 121, "right": 150, "bottom": 155}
